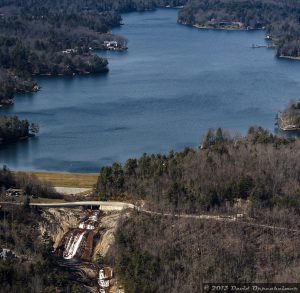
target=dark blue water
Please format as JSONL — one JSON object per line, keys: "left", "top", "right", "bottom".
{"left": 1, "top": 9, "right": 300, "bottom": 173}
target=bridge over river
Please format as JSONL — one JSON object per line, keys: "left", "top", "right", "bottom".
{"left": 1, "top": 201, "right": 300, "bottom": 233}
{"left": 0, "top": 201, "right": 135, "bottom": 211}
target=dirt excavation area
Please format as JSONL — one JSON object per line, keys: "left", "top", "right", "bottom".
{"left": 40, "top": 207, "right": 125, "bottom": 293}
{"left": 54, "top": 187, "right": 92, "bottom": 195}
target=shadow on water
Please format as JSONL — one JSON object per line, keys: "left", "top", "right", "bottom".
{"left": 0, "top": 137, "right": 34, "bottom": 168}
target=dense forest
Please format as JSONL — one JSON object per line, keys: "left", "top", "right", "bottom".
{"left": 178, "top": 0, "right": 300, "bottom": 58}
{"left": 0, "top": 166, "right": 60, "bottom": 198}
{"left": 0, "top": 203, "right": 85, "bottom": 292}
{"left": 0, "top": 167, "right": 93, "bottom": 292}
{"left": 96, "top": 128, "right": 300, "bottom": 291}
{"left": 96, "top": 127, "right": 300, "bottom": 213}
{"left": 114, "top": 210, "right": 300, "bottom": 292}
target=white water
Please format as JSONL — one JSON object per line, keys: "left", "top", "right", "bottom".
{"left": 78, "top": 211, "right": 100, "bottom": 230}
{"left": 62, "top": 210, "right": 100, "bottom": 260}
{"left": 78, "top": 223, "right": 95, "bottom": 230}
{"left": 63, "top": 230, "right": 87, "bottom": 259}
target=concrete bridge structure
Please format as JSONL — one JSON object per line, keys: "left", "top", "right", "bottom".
{"left": 0, "top": 201, "right": 135, "bottom": 211}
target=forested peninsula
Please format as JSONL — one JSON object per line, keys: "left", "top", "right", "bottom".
{"left": 0, "top": 0, "right": 186, "bottom": 105}
{"left": 0, "top": 0, "right": 185, "bottom": 144}
{"left": 178, "top": 0, "right": 300, "bottom": 59}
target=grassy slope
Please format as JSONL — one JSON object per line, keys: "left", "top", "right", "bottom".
{"left": 25, "top": 172, "right": 98, "bottom": 188}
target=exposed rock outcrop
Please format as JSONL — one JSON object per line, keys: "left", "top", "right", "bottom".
{"left": 39, "top": 207, "right": 126, "bottom": 292}
{"left": 40, "top": 208, "right": 82, "bottom": 248}
{"left": 93, "top": 212, "right": 122, "bottom": 260}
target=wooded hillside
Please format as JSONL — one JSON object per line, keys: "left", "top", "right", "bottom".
{"left": 99, "top": 127, "right": 300, "bottom": 291}
{"left": 96, "top": 127, "right": 300, "bottom": 213}
{"left": 114, "top": 210, "right": 300, "bottom": 293}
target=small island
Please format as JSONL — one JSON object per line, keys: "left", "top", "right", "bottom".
{"left": 276, "top": 101, "right": 300, "bottom": 131}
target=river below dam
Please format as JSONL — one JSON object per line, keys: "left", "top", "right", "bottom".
{"left": 1, "top": 9, "right": 300, "bottom": 172}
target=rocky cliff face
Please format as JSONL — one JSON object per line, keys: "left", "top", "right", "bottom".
{"left": 93, "top": 212, "right": 122, "bottom": 260}
{"left": 39, "top": 207, "right": 125, "bottom": 293}
{"left": 39, "top": 208, "right": 83, "bottom": 248}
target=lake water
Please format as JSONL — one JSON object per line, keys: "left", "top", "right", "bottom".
{"left": 1, "top": 9, "right": 300, "bottom": 173}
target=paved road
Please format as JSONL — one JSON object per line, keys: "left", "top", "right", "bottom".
{"left": 141, "top": 210, "right": 300, "bottom": 233}
{"left": 1, "top": 201, "right": 299, "bottom": 233}
{"left": 0, "top": 201, "right": 134, "bottom": 211}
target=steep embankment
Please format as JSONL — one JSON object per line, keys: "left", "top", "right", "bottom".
{"left": 93, "top": 212, "right": 122, "bottom": 258}
{"left": 40, "top": 208, "right": 82, "bottom": 248}
{"left": 115, "top": 210, "right": 300, "bottom": 293}
{"left": 40, "top": 207, "right": 124, "bottom": 293}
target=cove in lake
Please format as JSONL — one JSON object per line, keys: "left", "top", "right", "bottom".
{"left": 1, "top": 9, "right": 300, "bottom": 173}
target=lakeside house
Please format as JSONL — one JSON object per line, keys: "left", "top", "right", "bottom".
{"left": 103, "top": 41, "right": 122, "bottom": 51}
{"left": 6, "top": 188, "right": 23, "bottom": 197}
{"left": 62, "top": 48, "right": 77, "bottom": 54}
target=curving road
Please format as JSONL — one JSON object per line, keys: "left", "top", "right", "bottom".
{"left": 1, "top": 201, "right": 299, "bottom": 233}
{"left": 0, "top": 201, "right": 134, "bottom": 211}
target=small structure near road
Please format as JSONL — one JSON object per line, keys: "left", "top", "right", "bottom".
{"left": 6, "top": 188, "right": 23, "bottom": 197}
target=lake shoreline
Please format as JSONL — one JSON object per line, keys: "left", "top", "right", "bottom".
{"left": 1, "top": 9, "right": 300, "bottom": 173}
{"left": 179, "top": 22, "right": 300, "bottom": 61}
{"left": 190, "top": 23, "right": 259, "bottom": 31}
{"left": 279, "top": 55, "right": 300, "bottom": 61}
{"left": 1, "top": 65, "right": 109, "bottom": 109}
{"left": 4, "top": 10, "right": 299, "bottom": 110}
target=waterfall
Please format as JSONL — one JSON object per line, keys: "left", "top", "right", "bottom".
{"left": 78, "top": 210, "right": 100, "bottom": 230}
{"left": 63, "top": 230, "right": 87, "bottom": 259}
{"left": 58, "top": 210, "right": 100, "bottom": 260}
{"left": 56, "top": 210, "right": 114, "bottom": 292}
